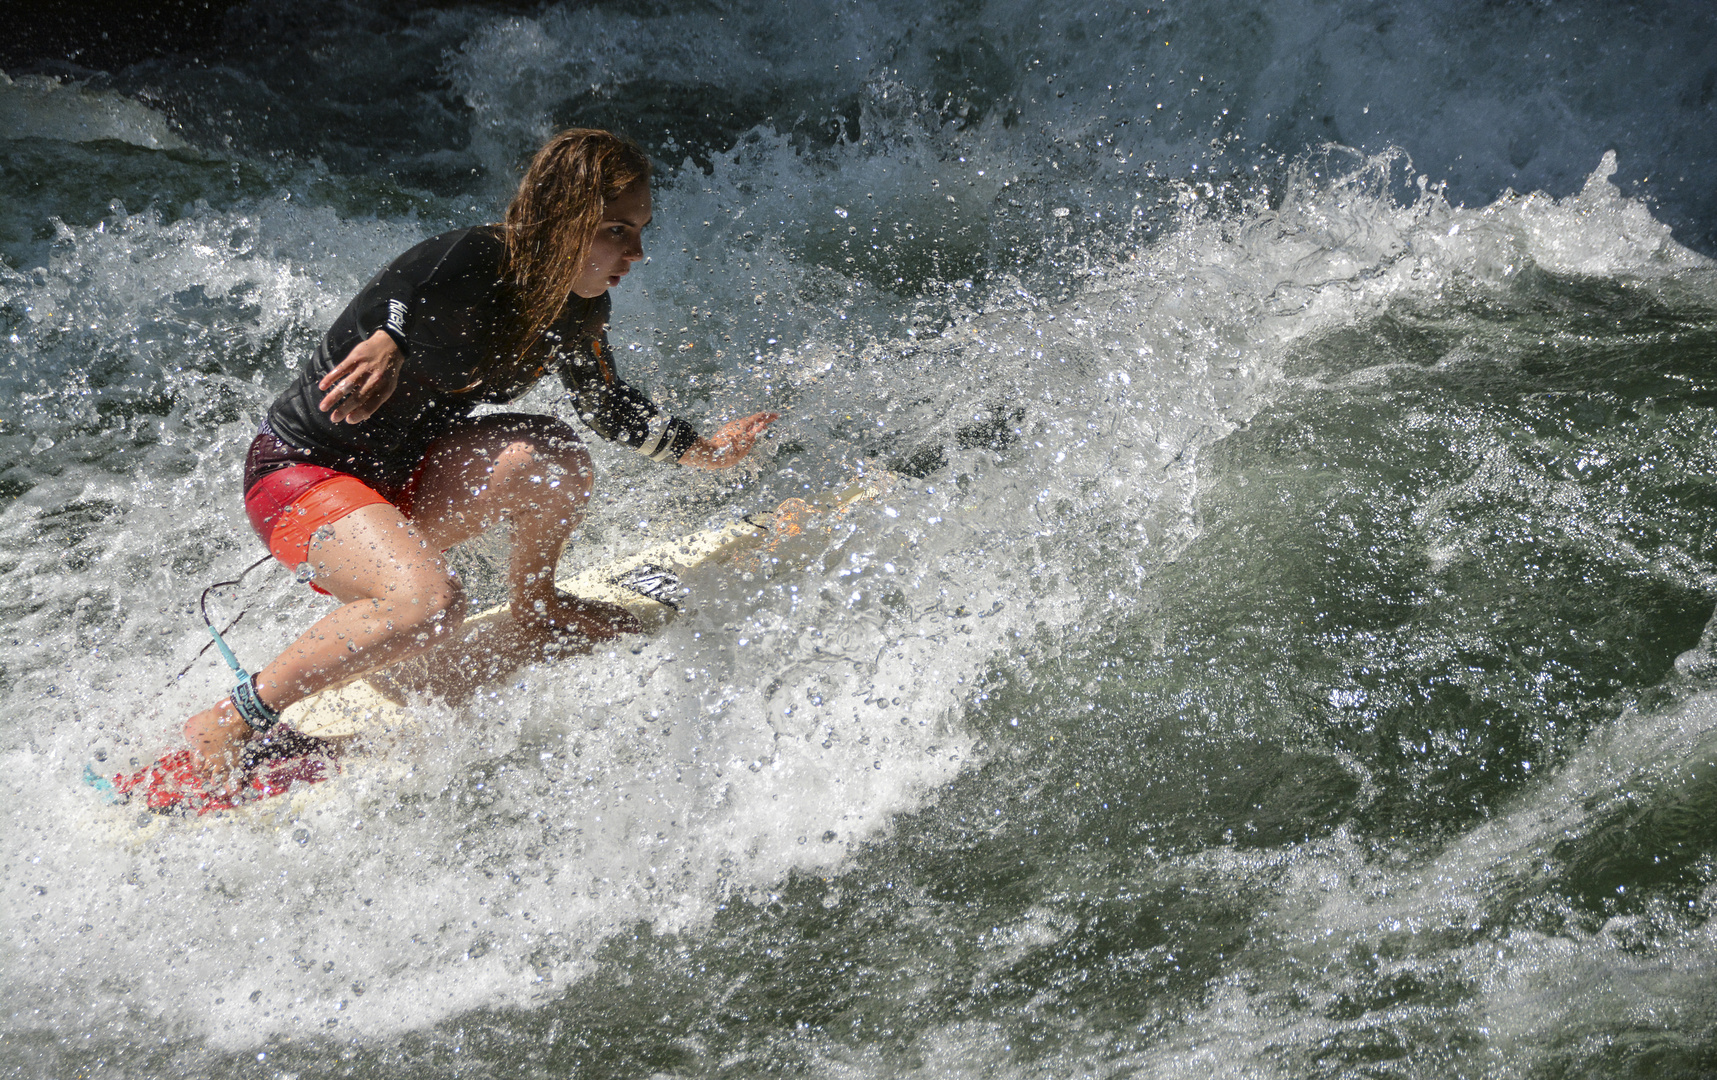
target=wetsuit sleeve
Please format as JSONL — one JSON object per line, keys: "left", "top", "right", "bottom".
{"left": 351, "top": 263, "right": 416, "bottom": 353}
{"left": 345, "top": 229, "right": 498, "bottom": 356}
{"left": 554, "top": 296, "right": 701, "bottom": 463}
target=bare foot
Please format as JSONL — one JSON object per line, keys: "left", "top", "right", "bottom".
{"left": 518, "top": 592, "right": 643, "bottom": 642}
{"left": 184, "top": 699, "right": 253, "bottom": 789}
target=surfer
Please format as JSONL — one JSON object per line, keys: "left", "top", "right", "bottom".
{"left": 181, "top": 128, "right": 777, "bottom": 783}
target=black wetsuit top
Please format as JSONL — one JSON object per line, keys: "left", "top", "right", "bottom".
{"left": 263, "top": 226, "right": 699, "bottom": 492}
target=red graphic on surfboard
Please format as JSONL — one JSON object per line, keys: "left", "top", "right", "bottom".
{"left": 90, "top": 728, "right": 342, "bottom": 815}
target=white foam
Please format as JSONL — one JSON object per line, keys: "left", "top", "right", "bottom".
{"left": 0, "top": 71, "right": 188, "bottom": 149}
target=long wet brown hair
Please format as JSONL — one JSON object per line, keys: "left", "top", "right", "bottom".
{"left": 493, "top": 128, "right": 652, "bottom": 382}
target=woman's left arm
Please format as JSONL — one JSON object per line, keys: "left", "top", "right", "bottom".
{"left": 553, "top": 298, "right": 777, "bottom": 468}
{"left": 677, "top": 411, "right": 780, "bottom": 470}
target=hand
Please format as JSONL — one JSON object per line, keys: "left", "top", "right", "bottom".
{"left": 680, "top": 411, "right": 779, "bottom": 470}
{"left": 318, "top": 329, "right": 403, "bottom": 424}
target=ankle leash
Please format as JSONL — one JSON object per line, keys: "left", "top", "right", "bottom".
{"left": 194, "top": 555, "right": 284, "bottom": 734}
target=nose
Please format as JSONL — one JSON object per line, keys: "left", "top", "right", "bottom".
{"left": 624, "top": 234, "right": 644, "bottom": 263}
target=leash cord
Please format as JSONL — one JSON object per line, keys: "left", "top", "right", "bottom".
{"left": 174, "top": 555, "right": 274, "bottom": 682}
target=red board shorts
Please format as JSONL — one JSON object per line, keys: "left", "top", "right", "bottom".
{"left": 242, "top": 425, "right": 424, "bottom": 593}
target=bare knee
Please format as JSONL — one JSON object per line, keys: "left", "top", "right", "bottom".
{"left": 389, "top": 573, "right": 468, "bottom": 641}
{"left": 494, "top": 429, "right": 593, "bottom": 510}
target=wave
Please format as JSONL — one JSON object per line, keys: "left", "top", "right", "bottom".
{"left": 2, "top": 1, "right": 1716, "bottom": 1073}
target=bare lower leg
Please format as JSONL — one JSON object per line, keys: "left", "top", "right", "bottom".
{"left": 256, "top": 595, "right": 462, "bottom": 703}
{"left": 363, "top": 425, "right": 638, "bottom": 698}
{"left": 186, "top": 505, "right": 462, "bottom": 778}
{"left": 368, "top": 603, "right": 602, "bottom": 701}
{"left": 414, "top": 415, "right": 640, "bottom": 642}
{"left": 505, "top": 499, "right": 637, "bottom": 639}
{"left": 372, "top": 516, "right": 633, "bottom": 700}
{"left": 184, "top": 597, "right": 458, "bottom": 778}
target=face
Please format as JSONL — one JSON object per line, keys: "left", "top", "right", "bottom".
{"left": 571, "top": 181, "right": 651, "bottom": 298}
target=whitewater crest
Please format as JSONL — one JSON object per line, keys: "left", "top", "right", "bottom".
{"left": 0, "top": 71, "right": 188, "bottom": 149}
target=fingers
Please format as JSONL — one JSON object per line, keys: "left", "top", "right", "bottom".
{"left": 316, "top": 344, "right": 372, "bottom": 396}
{"left": 318, "top": 359, "right": 370, "bottom": 420}
{"left": 319, "top": 368, "right": 393, "bottom": 423}
{"left": 325, "top": 371, "right": 386, "bottom": 424}
{"left": 682, "top": 411, "right": 781, "bottom": 469}
{"left": 320, "top": 382, "right": 355, "bottom": 422}
{"left": 709, "top": 437, "right": 748, "bottom": 468}
{"left": 731, "top": 413, "right": 779, "bottom": 454}
{"left": 318, "top": 330, "right": 402, "bottom": 423}
{"left": 316, "top": 352, "right": 358, "bottom": 393}
{"left": 715, "top": 413, "right": 779, "bottom": 461}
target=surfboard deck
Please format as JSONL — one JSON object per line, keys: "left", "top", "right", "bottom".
{"left": 88, "top": 474, "right": 885, "bottom": 818}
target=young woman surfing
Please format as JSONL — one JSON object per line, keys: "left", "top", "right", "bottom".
{"left": 183, "top": 128, "right": 776, "bottom": 783}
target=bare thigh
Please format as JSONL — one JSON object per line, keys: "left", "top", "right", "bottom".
{"left": 405, "top": 412, "right": 594, "bottom": 552}
{"left": 305, "top": 502, "right": 459, "bottom": 612}
{"left": 249, "top": 502, "right": 464, "bottom": 712}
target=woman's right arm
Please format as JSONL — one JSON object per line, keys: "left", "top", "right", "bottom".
{"left": 311, "top": 229, "right": 497, "bottom": 424}
{"left": 317, "top": 329, "right": 404, "bottom": 424}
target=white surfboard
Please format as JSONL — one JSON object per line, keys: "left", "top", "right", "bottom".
{"left": 281, "top": 474, "right": 886, "bottom": 740}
